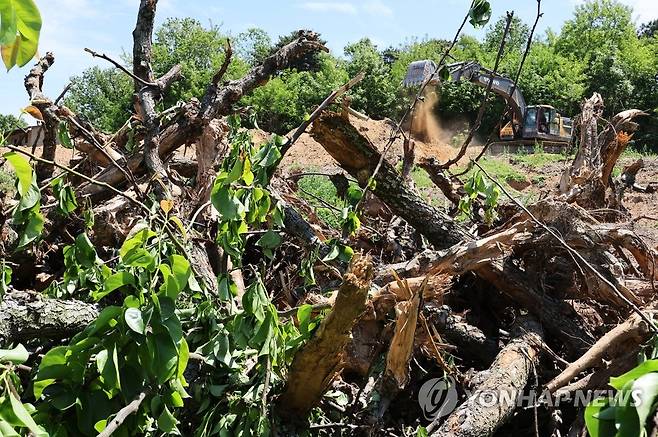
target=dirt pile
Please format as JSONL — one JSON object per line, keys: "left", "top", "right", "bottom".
{"left": 279, "top": 113, "right": 478, "bottom": 170}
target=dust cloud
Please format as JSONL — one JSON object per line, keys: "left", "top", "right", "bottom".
{"left": 411, "top": 88, "right": 446, "bottom": 145}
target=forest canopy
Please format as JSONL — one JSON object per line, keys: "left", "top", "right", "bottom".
{"left": 59, "top": 0, "right": 658, "bottom": 149}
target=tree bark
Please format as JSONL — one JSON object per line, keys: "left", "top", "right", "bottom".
{"left": 278, "top": 254, "right": 373, "bottom": 418}
{"left": 0, "top": 291, "right": 98, "bottom": 342}
{"left": 310, "top": 112, "right": 471, "bottom": 249}
{"left": 430, "top": 317, "right": 543, "bottom": 437}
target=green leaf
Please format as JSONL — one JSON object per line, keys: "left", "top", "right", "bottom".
{"left": 94, "top": 271, "right": 135, "bottom": 301}
{"left": 0, "top": 263, "right": 11, "bottom": 297}
{"left": 169, "top": 254, "right": 191, "bottom": 294}
{"left": 85, "top": 306, "right": 122, "bottom": 337}
{"left": 125, "top": 307, "right": 145, "bottom": 335}
{"left": 0, "top": 344, "right": 28, "bottom": 364}
{"left": 242, "top": 156, "right": 254, "bottom": 185}
{"left": 585, "top": 397, "right": 616, "bottom": 437}
{"left": 74, "top": 233, "right": 98, "bottom": 268}
{"left": 632, "top": 372, "right": 658, "bottom": 431}
{"left": 610, "top": 360, "right": 658, "bottom": 390}
{"left": 57, "top": 121, "right": 73, "bottom": 149}
{"left": 12, "top": 0, "right": 41, "bottom": 42}
{"left": 211, "top": 185, "right": 244, "bottom": 221}
{"left": 15, "top": 209, "right": 43, "bottom": 249}
{"left": 1, "top": 32, "right": 37, "bottom": 69}
{"left": 8, "top": 383, "right": 47, "bottom": 436}
{"left": 256, "top": 230, "right": 281, "bottom": 250}
{"left": 345, "top": 185, "right": 362, "bottom": 206}
{"left": 177, "top": 338, "right": 189, "bottom": 381}
{"left": 469, "top": 0, "right": 492, "bottom": 28}
{"left": 297, "top": 304, "right": 313, "bottom": 334}
{"left": 51, "top": 177, "right": 78, "bottom": 215}
{"left": 3, "top": 151, "right": 31, "bottom": 196}
{"left": 157, "top": 405, "right": 178, "bottom": 433}
{"left": 149, "top": 332, "right": 178, "bottom": 385}
{"left": 0, "top": 0, "right": 18, "bottom": 46}
{"left": 0, "top": 419, "right": 20, "bottom": 437}
{"left": 96, "top": 344, "right": 120, "bottom": 390}
{"left": 224, "top": 159, "right": 243, "bottom": 185}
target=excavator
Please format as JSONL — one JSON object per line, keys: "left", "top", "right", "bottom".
{"left": 403, "top": 60, "right": 573, "bottom": 153}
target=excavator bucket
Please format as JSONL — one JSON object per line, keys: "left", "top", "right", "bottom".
{"left": 402, "top": 60, "right": 438, "bottom": 87}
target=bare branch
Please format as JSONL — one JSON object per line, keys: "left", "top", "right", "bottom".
{"left": 84, "top": 47, "right": 157, "bottom": 87}
{"left": 97, "top": 391, "right": 148, "bottom": 437}
{"left": 211, "top": 38, "right": 233, "bottom": 85}
{"left": 282, "top": 71, "right": 365, "bottom": 156}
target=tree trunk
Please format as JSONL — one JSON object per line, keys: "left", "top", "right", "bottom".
{"left": 278, "top": 254, "right": 373, "bottom": 418}
{"left": 0, "top": 291, "right": 98, "bottom": 342}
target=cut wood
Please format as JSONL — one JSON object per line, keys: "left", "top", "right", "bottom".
{"left": 277, "top": 254, "right": 373, "bottom": 418}
{"left": 430, "top": 317, "right": 544, "bottom": 437}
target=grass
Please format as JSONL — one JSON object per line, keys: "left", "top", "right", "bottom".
{"left": 410, "top": 167, "right": 449, "bottom": 208}
{"left": 0, "top": 168, "right": 15, "bottom": 197}
{"left": 621, "top": 146, "right": 657, "bottom": 160}
{"left": 297, "top": 174, "right": 344, "bottom": 229}
{"left": 455, "top": 157, "right": 526, "bottom": 185}
{"left": 510, "top": 151, "right": 568, "bottom": 168}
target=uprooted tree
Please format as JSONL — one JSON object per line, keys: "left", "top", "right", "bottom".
{"left": 1, "top": 0, "right": 658, "bottom": 436}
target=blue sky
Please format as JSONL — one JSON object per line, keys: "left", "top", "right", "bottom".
{"left": 1, "top": 0, "right": 656, "bottom": 119}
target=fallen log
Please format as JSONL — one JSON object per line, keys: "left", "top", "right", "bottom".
{"left": 430, "top": 317, "right": 544, "bottom": 437}
{"left": 0, "top": 291, "right": 98, "bottom": 342}
{"left": 311, "top": 115, "right": 594, "bottom": 355}
{"left": 546, "top": 302, "right": 658, "bottom": 393}
{"left": 278, "top": 254, "right": 373, "bottom": 418}
{"left": 310, "top": 112, "right": 471, "bottom": 249}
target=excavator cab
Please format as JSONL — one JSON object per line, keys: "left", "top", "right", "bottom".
{"left": 522, "top": 105, "right": 572, "bottom": 142}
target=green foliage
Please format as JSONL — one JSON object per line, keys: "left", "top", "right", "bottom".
{"left": 458, "top": 170, "right": 500, "bottom": 225}
{"left": 35, "top": 227, "right": 193, "bottom": 435}
{"left": 152, "top": 18, "right": 249, "bottom": 108}
{"left": 3, "top": 151, "right": 43, "bottom": 250}
{"left": 344, "top": 38, "right": 397, "bottom": 118}
{"left": 0, "top": 0, "right": 41, "bottom": 70}
{"left": 65, "top": 67, "right": 133, "bottom": 132}
{"left": 235, "top": 28, "right": 272, "bottom": 66}
{"left": 244, "top": 52, "right": 349, "bottom": 133}
{"left": 585, "top": 338, "right": 658, "bottom": 437}
{"left": 0, "top": 113, "right": 26, "bottom": 135}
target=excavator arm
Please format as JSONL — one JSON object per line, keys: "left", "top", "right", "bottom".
{"left": 402, "top": 60, "right": 526, "bottom": 124}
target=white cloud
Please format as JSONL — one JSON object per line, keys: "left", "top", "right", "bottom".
{"left": 363, "top": 0, "right": 393, "bottom": 17}
{"left": 300, "top": 2, "right": 357, "bottom": 15}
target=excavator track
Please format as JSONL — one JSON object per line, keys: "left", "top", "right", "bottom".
{"left": 486, "top": 140, "right": 571, "bottom": 155}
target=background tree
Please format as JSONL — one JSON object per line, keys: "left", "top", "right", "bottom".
{"left": 0, "top": 113, "right": 27, "bottom": 136}
{"left": 344, "top": 38, "right": 397, "bottom": 118}
{"left": 65, "top": 67, "right": 133, "bottom": 132}
{"left": 235, "top": 28, "right": 272, "bottom": 66}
